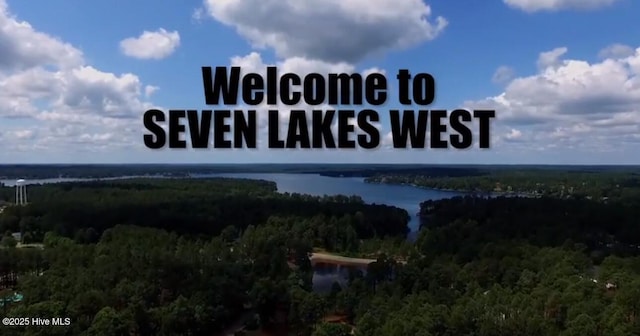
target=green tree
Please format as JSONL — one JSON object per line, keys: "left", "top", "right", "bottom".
{"left": 85, "top": 307, "right": 130, "bottom": 336}
{"left": 312, "top": 322, "right": 351, "bottom": 336}
{"left": 1, "top": 235, "right": 17, "bottom": 248}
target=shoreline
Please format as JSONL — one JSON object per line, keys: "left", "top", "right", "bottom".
{"left": 1, "top": 173, "right": 531, "bottom": 197}
{"left": 363, "top": 179, "right": 537, "bottom": 197}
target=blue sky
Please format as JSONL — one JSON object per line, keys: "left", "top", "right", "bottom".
{"left": 0, "top": 0, "right": 639, "bottom": 164}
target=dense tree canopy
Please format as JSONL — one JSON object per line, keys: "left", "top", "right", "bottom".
{"left": 419, "top": 195, "right": 640, "bottom": 260}
{"left": 367, "top": 169, "right": 640, "bottom": 200}
{"left": 1, "top": 171, "right": 640, "bottom": 335}
{"left": 0, "top": 178, "right": 409, "bottom": 242}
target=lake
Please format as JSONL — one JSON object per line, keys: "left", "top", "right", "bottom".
{"left": 2, "top": 173, "right": 465, "bottom": 292}
{"left": 2, "top": 173, "right": 464, "bottom": 235}
{"left": 193, "top": 173, "right": 465, "bottom": 235}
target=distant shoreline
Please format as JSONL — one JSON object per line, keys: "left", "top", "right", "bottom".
{"left": 1, "top": 163, "right": 638, "bottom": 180}
{"left": 363, "top": 179, "right": 535, "bottom": 198}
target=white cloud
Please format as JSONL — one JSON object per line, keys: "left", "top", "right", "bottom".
{"left": 0, "top": 0, "right": 158, "bottom": 159}
{"left": 0, "top": 2, "right": 83, "bottom": 71}
{"left": 119, "top": 28, "right": 180, "bottom": 60}
{"left": 362, "top": 67, "right": 387, "bottom": 77}
{"left": 492, "top": 66, "right": 515, "bottom": 84}
{"left": 599, "top": 43, "right": 635, "bottom": 59}
{"left": 381, "top": 131, "right": 395, "bottom": 149}
{"left": 463, "top": 46, "right": 640, "bottom": 154}
{"left": 0, "top": 129, "right": 35, "bottom": 140}
{"left": 536, "top": 47, "right": 567, "bottom": 70}
{"left": 231, "top": 52, "right": 356, "bottom": 78}
{"left": 503, "top": 0, "right": 620, "bottom": 12}
{"left": 0, "top": 65, "right": 154, "bottom": 119}
{"left": 504, "top": 128, "right": 522, "bottom": 141}
{"left": 202, "top": 0, "right": 447, "bottom": 63}
{"left": 145, "top": 85, "right": 159, "bottom": 97}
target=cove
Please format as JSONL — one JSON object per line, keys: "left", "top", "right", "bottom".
{"left": 200, "top": 173, "right": 465, "bottom": 237}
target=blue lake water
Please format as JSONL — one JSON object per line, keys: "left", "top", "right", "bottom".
{"left": 197, "top": 173, "right": 465, "bottom": 236}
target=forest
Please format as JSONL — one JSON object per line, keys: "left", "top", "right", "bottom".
{"left": 0, "top": 178, "right": 409, "bottom": 243}
{"left": 1, "top": 173, "right": 640, "bottom": 335}
{"left": 366, "top": 169, "right": 640, "bottom": 200}
{"left": 0, "top": 164, "right": 484, "bottom": 180}
{"left": 2, "top": 163, "right": 618, "bottom": 180}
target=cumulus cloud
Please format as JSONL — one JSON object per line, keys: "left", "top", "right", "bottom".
{"left": 198, "top": 0, "right": 441, "bottom": 153}
{"left": 362, "top": 67, "right": 387, "bottom": 77}
{"left": 202, "top": 0, "right": 447, "bottom": 63}
{"left": 0, "top": 129, "right": 35, "bottom": 140}
{"left": 145, "top": 85, "right": 159, "bottom": 97}
{"left": 119, "top": 28, "right": 180, "bottom": 60}
{"left": 463, "top": 46, "right": 640, "bottom": 153}
{"left": 0, "top": 64, "right": 154, "bottom": 120}
{"left": 0, "top": 3, "right": 83, "bottom": 71}
{"left": 0, "top": 0, "right": 158, "bottom": 159}
{"left": 599, "top": 43, "right": 635, "bottom": 59}
{"left": 504, "top": 129, "right": 523, "bottom": 141}
{"left": 536, "top": 47, "right": 567, "bottom": 70}
{"left": 492, "top": 66, "right": 515, "bottom": 84}
{"left": 503, "top": 0, "right": 620, "bottom": 12}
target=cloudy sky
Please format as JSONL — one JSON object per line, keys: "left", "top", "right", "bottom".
{"left": 1, "top": 0, "right": 638, "bottom": 164}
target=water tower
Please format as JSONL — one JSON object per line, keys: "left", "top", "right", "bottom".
{"left": 15, "top": 179, "right": 27, "bottom": 205}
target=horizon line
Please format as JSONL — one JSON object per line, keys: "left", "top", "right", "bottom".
{"left": 1, "top": 163, "right": 640, "bottom": 167}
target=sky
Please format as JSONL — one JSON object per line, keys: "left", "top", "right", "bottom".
{"left": 0, "top": 0, "right": 639, "bottom": 164}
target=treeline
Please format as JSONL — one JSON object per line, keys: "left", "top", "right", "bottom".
{"left": 420, "top": 196, "right": 640, "bottom": 259}
{"left": 316, "top": 167, "right": 485, "bottom": 178}
{"left": 419, "top": 196, "right": 640, "bottom": 261}
{"left": 366, "top": 169, "right": 640, "bottom": 200}
{"left": 0, "top": 178, "right": 409, "bottom": 243}
{"left": 0, "top": 165, "right": 193, "bottom": 179}
{"left": 0, "top": 164, "right": 489, "bottom": 180}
